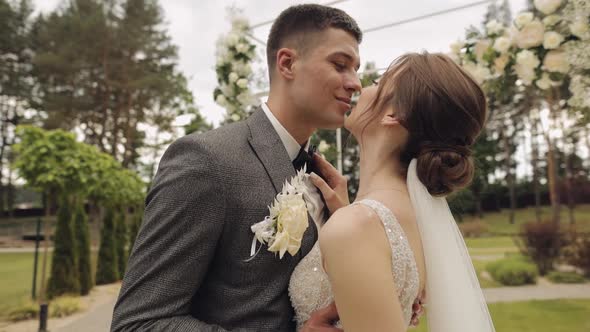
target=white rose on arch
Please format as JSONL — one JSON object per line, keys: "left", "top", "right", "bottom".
{"left": 516, "top": 20, "right": 545, "bottom": 49}
{"left": 516, "top": 49, "right": 541, "bottom": 69}
{"left": 494, "top": 54, "right": 510, "bottom": 74}
{"left": 514, "top": 64, "right": 537, "bottom": 85}
{"left": 543, "top": 50, "right": 570, "bottom": 73}
{"left": 463, "top": 61, "right": 491, "bottom": 84}
{"left": 474, "top": 39, "right": 492, "bottom": 62}
{"left": 486, "top": 20, "right": 504, "bottom": 36}
{"left": 543, "top": 31, "right": 564, "bottom": 49}
{"left": 534, "top": 0, "right": 563, "bottom": 15}
{"left": 514, "top": 50, "right": 540, "bottom": 84}
{"left": 570, "top": 19, "right": 590, "bottom": 40}
{"left": 493, "top": 36, "right": 512, "bottom": 53}
{"left": 236, "top": 78, "right": 249, "bottom": 89}
{"left": 542, "top": 15, "right": 561, "bottom": 27}
{"left": 450, "top": 40, "right": 464, "bottom": 54}
{"left": 228, "top": 72, "right": 239, "bottom": 83}
{"left": 515, "top": 12, "right": 534, "bottom": 29}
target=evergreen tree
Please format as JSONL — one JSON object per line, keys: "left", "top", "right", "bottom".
{"left": 115, "top": 208, "right": 128, "bottom": 279}
{"left": 32, "top": 0, "right": 199, "bottom": 167}
{"left": 73, "top": 199, "right": 93, "bottom": 295}
{"left": 47, "top": 194, "right": 80, "bottom": 298}
{"left": 96, "top": 207, "right": 119, "bottom": 284}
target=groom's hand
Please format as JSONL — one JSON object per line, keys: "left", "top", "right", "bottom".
{"left": 310, "top": 153, "right": 349, "bottom": 215}
{"left": 301, "top": 302, "right": 343, "bottom": 332}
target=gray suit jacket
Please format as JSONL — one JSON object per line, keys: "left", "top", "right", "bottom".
{"left": 111, "top": 108, "right": 318, "bottom": 331}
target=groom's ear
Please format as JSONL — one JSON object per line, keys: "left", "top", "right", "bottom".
{"left": 276, "top": 48, "right": 297, "bottom": 80}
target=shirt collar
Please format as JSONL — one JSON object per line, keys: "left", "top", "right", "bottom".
{"left": 261, "top": 102, "right": 309, "bottom": 162}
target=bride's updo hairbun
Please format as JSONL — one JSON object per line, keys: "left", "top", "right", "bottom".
{"left": 416, "top": 142, "right": 474, "bottom": 196}
{"left": 367, "top": 52, "right": 487, "bottom": 196}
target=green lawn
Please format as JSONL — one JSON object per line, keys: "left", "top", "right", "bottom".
{"left": 413, "top": 299, "right": 590, "bottom": 332}
{"left": 461, "top": 204, "right": 590, "bottom": 235}
{"left": 0, "top": 251, "right": 97, "bottom": 319}
{"left": 467, "top": 236, "right": 520, "bottom": 256}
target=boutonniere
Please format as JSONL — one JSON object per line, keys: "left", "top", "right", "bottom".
{"left": 247, "top": 165, "right": 317, "bottom": 261}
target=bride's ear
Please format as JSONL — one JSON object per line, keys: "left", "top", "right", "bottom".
{"left": 381, "top": 113, "right": 402, "bottom": 127}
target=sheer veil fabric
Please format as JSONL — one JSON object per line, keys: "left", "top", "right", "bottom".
{"left": 407, "top": 159, "right": 496, "bottom": 332}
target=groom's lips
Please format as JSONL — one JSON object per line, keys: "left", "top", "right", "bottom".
{"left": 336, "top": 97, "right": 352, "bottom": 111}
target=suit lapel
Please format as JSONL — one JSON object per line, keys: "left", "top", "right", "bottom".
{"left": 247, "top": 107, "right": 296, "bottom": 194}
{"left": 246, "top": 108, "right": 318, "bottom": 253}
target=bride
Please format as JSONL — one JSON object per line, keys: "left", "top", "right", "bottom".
{"left": 289, "top": 52, "right": 496, "bottom": 331}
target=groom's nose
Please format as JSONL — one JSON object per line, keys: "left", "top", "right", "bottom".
{"left": 344, "top": 73, "right": 362, "bottom": 94}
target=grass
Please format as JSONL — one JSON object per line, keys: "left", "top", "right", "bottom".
{"left": 461, "top": 204, "right": 590, "bottom": 235}
{"left": 0, "top": 251, "right": 97, "bottom": 320}
{"left": 467, "top": 236, "right": 520, "bottom": 256}
{"left": 413, "top": 299, "right": 590, "bottom": 332}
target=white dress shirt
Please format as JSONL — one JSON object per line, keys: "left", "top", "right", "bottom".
{"left": 261, "top": 102, "right": 309, "bottom": 161}
{"left": 260, "top": 102, "right": 325, "bottom": 228}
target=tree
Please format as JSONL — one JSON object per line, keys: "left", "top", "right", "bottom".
{"left": 73, "top": 199, "right": 93, "bottom": 295}
{"left": 47, "top": 194, "right": 80, "bottom": 298}
{"left": 115, "top": 207, "right": 128, "bottom": 279}
{"left": 0, "top": 0, "right": 36, "bottom": 215}
{"left": 13, "top": 126, "right": 84, "bottom": 304}
{"left": 32, "top": 0, "right": 198, "bottom": 168}
{"left": 96, "top": 207, "right": 119, "bottom": 284}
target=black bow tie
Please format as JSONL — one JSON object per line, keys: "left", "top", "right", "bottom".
{"left": 292, "top": 145, "right": 316, "bottom": 173}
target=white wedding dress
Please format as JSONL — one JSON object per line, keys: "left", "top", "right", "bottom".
{"left": 288, "top": 198, "right": 421, "bottom": 330}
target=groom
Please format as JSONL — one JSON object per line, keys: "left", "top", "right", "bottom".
{"left": 111, "top": 4, "right": 361, "bottom": 331}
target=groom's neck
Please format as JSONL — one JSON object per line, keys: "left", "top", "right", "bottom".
{"left": 267, "top": 94, "right": 315, "bottom": 146}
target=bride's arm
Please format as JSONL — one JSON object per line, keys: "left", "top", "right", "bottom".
{"left": 319, "top": 205, "right": 407, "bottom": 332}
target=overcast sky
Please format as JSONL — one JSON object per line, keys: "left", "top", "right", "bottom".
{"left": 34, "top": 0, "right": 528, "bottom": 127}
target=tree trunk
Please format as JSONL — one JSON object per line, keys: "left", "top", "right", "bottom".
{"left": 545, "top": 136, "right": 560, "bottom": 223}
{"left": 545, "top": 91, "right": 561, "bottom": 224}
{"left": 39, "top": 192, "right": 52, "bottom": 304}
{"left": 504, "top": 133, "right": 516, "bottom": 224}
{"left": 565, "top": 148, "right": 576, "bottom": 224}
{"left": 0, "top": 96, "right": 7, "bottom": 214}
{"left": 531, "top": 118, "right": 542, "bottom": 222}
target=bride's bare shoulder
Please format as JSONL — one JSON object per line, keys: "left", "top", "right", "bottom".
{"left": 319, "top": 204, "right": 385, "bottom": 249}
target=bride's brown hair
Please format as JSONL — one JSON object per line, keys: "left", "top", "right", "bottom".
{"left": 358, "top": 52, "right": 487, "bottom": 196}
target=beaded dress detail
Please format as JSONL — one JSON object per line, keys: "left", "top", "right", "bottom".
{"left": 288, "top": 199, "right": 421, "bottom": 330}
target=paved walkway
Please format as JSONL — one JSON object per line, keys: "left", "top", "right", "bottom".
{"left": 484, "top": 283, "right": 590, "bottom": 303}
{"left": 57, "top": 297, "right": 116, "bottom": 332}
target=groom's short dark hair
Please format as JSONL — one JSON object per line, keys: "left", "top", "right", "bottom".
{"left": 266, "top": 4, "right": 362, "bottom": 81}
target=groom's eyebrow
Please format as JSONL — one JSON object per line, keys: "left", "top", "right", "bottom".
{"left": 330, "top": 51, "right": 361, "bottom": 71}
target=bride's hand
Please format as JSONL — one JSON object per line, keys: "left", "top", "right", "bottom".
{"left": 300, "top": 302, "right": 343, "bottom": 332}
{"left": 310, "top": 153, "right": 349, "bottom": 215}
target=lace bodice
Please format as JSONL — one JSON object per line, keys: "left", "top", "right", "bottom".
{"left": 288, "top": 199, "right": 421, "bottom": 330}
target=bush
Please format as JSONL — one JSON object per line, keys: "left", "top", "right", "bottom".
{"left": 50, "top": 296, "right": 82, "bottom": 318}
{"left": 487, "top": 257, "right": 538, "bottom": 286}
{"left": 459, "top": 220, "right": 490, "bottom": 238}
{"left": 47, "top": 195, "right": 80, "bottom": 298}
{"left": 561, "top": 232, "right": 590, "bottom": 277}
{"left": 7, "top": 301, "right": 38, "bottom": 322}
{"left": 96, "top": 207, "right": 119, "bottom": 285}
{"left": 6, "top": 296, "right": 82, "bottom": 322}
{"left": 516, "top": 221, "right": 565, "bottom": 275}
{"left": 547, "top": 271, "right": 587, "bottom": 284}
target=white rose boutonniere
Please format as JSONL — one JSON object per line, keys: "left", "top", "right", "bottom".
{"left": 248, "top": 166, "right": 321, "bottom": 260}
